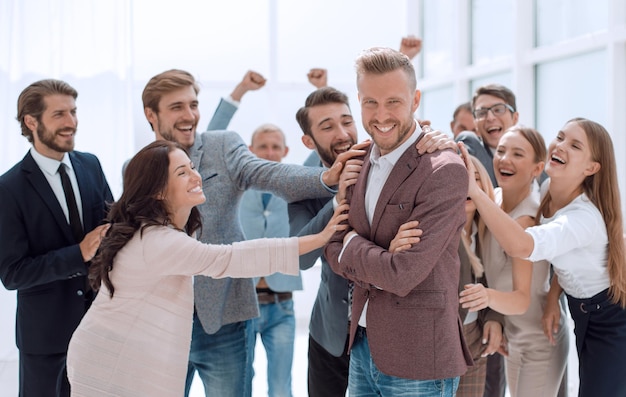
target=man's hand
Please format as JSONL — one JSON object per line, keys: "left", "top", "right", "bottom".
{"left": 307, "top": 68, "right": 328, "bottom": 89}
{"left": 79, "top": 223, "right": 111, "bottom": 262}
{"left": 336, "top": 158, "right": 363, "bottom": 203}
{"left": 416, "top": 126, "right": 456, "bottom": 154}
{"left": 399, "top": 35, "right": 422, "bottom": 60}
{"left": 321, "top": 141, "right": 370, "bottom": 187}
{"left": 388, "top": 221, "right": 422, "bottom": 253}
{"left": 481, "top": 320, "right": 503, "bottom": 357}
{"left": 230, "top": 70, "right": 267, "bottom": 102}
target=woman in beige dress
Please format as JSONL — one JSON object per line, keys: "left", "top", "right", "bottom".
{"left": 459, "top": 126, "right": 568, "bottom": 397}
{"left": 66, "top": 140, "right": 348, "bottom": 397}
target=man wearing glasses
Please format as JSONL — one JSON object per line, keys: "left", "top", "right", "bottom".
{"left": 455, "top": 84, "right": 519, "bottom": 188}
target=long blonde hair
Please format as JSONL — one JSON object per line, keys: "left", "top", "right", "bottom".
{"left": 538, "top": 118, "right": 626, "bottom": 306}
{"left": 462, "top": 155, "right": 495, "bottom": 278}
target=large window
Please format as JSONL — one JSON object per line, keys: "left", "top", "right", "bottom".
{"left": 535, "top": 0, "right": 609, "bottom": 47}
{"left": 470, "top": 0, "right": 514, "bottom": 65}
{"left": 535, "top": 50, "right": 607, "bottom": 138}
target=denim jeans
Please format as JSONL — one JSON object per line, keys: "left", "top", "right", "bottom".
{"left": 184, "top": 312, "right": 253, "bottom": 397}
{"left": 248, "top": 298, "right": 296, "bottom": 397}
{"left": 349, "top": 327, "right": 459, "bottom": 397}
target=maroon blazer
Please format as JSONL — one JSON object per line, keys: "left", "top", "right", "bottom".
{"left": 324, "top": 136, "right": 472, "bottom": 380}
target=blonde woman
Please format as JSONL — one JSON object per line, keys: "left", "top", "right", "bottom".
{"left": 457, "top": 155, "right": 504, "bottom": 397}
{"left": 460, "top": 126, "right": 568, "bottom": 396}
{"left": 459, "top": 119, "right": 626, "bottom": 396}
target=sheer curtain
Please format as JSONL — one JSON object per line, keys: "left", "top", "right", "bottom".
{"left": 0, "top": 1, "right": 133, "bottom": 394}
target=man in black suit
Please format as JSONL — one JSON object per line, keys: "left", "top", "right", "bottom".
{"left": 0, "top": 79, "right": 113, "bottom": 397}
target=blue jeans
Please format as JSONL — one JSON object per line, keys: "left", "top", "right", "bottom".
{"left": 349, "top": 327, "right": 459, "bottom": 397}
{"left": 248, "top": 298, "right": 296, "bottom": 397}
{"left": 184, "top": 312, "right": 253, "bottom": 397}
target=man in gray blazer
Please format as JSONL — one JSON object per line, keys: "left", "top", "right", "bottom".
{"left": 140, "top": 69, "right": 362, "bottom": 397}
{"left": 324, "top": 47, "right": 472, "bottom": 396}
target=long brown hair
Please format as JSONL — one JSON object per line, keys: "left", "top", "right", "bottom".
{"left": 538, "top": 118, "right": 626, "bottom": 306}
{"left": 89, "top": 140, "right": 202, "bottom": 297}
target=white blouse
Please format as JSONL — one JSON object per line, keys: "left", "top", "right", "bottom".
{"left": 525, "top": 194, "right": 609, "bottom": 299}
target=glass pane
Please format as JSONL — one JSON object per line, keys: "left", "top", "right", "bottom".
{"left": 276, "top": 0, "right": 407, "bottom": 84}
{"left": 535, "top": 0, "right": 608, "bottom": 47}
{"left": 421, "top": 0, "right": 454, "bottom": 79}
{"left": 470, "top": 72, "right": 513, "bottom": 96}
{"left": 417, "top": 85, "right": 454, "bottom": 138}
{"left": 535, "top": 51, "right": 607, "bottom": 141}
{"left": 132, "top": 0, "right": 270, "bottom": 82}
{"left": 471, "top": 0, "right": 514, "bottom": 65}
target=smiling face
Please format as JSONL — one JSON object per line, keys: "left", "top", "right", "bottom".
{"left": 26, "top": 94, "right": 78, "bottom": 160}
{"left": 163, "top": 148, "right": 205, "bottom": 228}
{"left": 494, "top": 130, "right": 544, "bottom": 189}
{"left": 145, "top": 85, "right": 199, "bottom": 149}
{"left": 249, "top": 129, "right": 289, "bottom": 163}
{"left": 302, "top": 102, "right": 358, "bottom": 167}
{"left": 473, "top": 94, "right": 518, "bottom": 150}
{"left": 466, "top": 168, "right": 484, "bottom": 214}
{"left": 358, "top": 69, "right": 420, "bottom": 155}
{"left": 546, "top": 121, "right": 600, "bottom": 183}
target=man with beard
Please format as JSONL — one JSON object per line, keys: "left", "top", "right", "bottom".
{"left": 324, "top": 47, "right": 471, "bottom": 396}
{"left": 290, "top": 85, "right": 453, "bottom": 396}
{"left": 290, "top": 87, "right": 361, "bottom": 397}
{"left": 0, "top": 79, "right": 113, "bottom": 397}
{"left": 140, "top": 69, "right": 364, "bottom": 397}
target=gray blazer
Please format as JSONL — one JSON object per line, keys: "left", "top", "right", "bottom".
{"left": 288, "top": 151, "right": 350, "bottom": 356}
{"left": 189, "top": 131, "right": 331, "bottom": 334}
{"left": 239, "top": 189, "right": 303, "bottom": 292}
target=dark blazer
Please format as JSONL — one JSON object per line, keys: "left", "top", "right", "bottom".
{"left": 325, "top": 135, "right": 473, "bottom": 380}
{"left": 289, "top": 152, "right": 350, "bottom": 357}
{"left": 0, "top": 150, "right": 113, "bottom": 354}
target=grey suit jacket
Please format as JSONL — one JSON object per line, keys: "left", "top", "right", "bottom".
{"left": 325, "top": 136, "right": 472, "bottom": 380}
{"left": 190, "top": 131, "right": 332, "bottom": 334}
{"left": 288, "top": 151, "right": 350, "bottom": 356}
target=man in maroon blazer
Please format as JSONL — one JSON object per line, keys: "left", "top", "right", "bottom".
{"left": 324, "top": 47, "right": 472, "bottom": 396}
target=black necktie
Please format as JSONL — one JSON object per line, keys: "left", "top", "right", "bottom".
{"left": 58, "top": 164, "right": 84, "bottom": 242}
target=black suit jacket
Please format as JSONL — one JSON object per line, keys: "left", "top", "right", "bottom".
{"left": 0, "top": 150, "right": 113, "bottom": 354}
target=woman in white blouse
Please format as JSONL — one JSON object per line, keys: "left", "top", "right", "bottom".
{"left": 458, "top": 118, "right": 626, "bottom": 397}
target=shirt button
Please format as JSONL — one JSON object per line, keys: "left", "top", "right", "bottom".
{"left": 76, "top": 290, "right": 84, "bottom": 297}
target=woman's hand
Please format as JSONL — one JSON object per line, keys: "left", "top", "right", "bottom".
{"left": 389, "top": 220, "right": 422, "bottom": 253}
{"left": 319, "top": 200, "right": 350, "bottom": 243}
{"left": 459, "top": 283, "right": 491, "bottom": 312}
{"left": 457, "top": 142, "right": 482, "bottom": 199}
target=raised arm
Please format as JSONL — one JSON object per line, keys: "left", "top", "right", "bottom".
{"left": 459, "top": 142, "right": 535, "bottom": 258}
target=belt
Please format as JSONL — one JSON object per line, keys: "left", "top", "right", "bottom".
{"left": 256, "top": 291, "right": 292, "bottom": 304}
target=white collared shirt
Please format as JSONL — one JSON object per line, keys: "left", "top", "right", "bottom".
{"left": 30, "top": 147, "right": 84, "bottom": 224}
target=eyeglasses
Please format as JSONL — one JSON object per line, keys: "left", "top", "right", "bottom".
{"left": 472, "top": 103, "right": 515, "bottom": 120}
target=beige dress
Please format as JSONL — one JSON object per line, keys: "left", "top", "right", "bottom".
{"left": 67, "top": 225, "right": 298, "bottom": 397}
{"left": 482, "top": 188, "right": 568, "bottom": 397}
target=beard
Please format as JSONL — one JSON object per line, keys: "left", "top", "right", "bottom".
{"left": 366, "top": 117, "right": 415, "bottom": 154}
{"left": 312, "top": 137, "right": 357, "bottom": 167}
{"left": 36, "top": 123, "right": 75, "bottom": 153}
